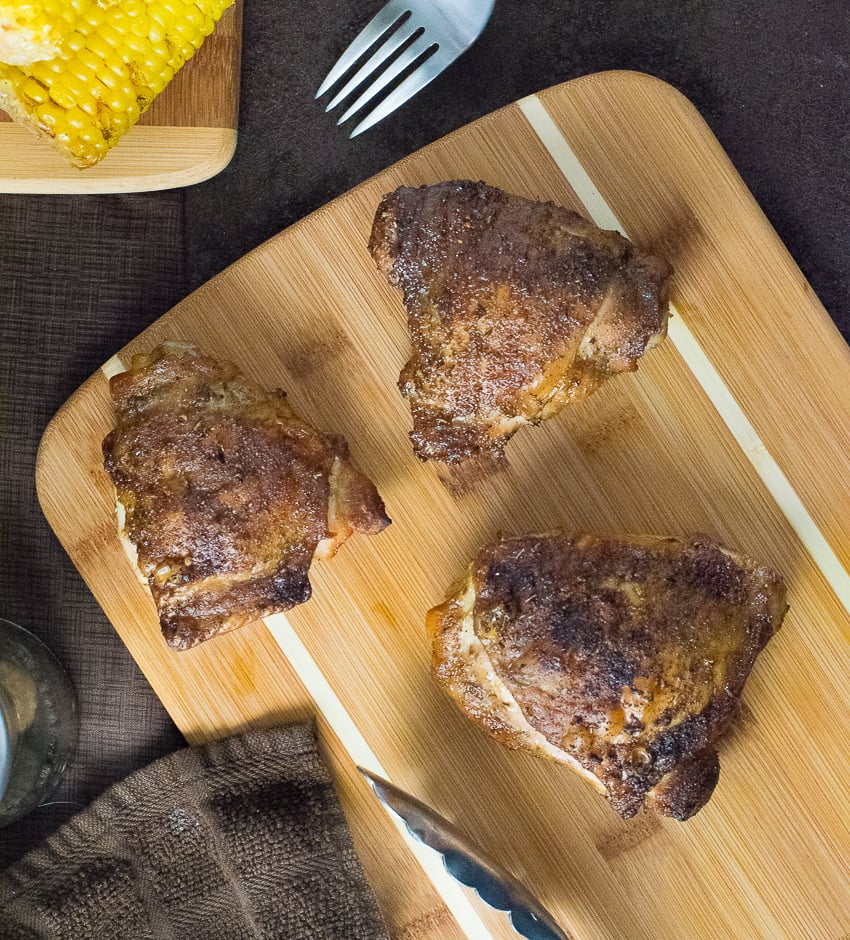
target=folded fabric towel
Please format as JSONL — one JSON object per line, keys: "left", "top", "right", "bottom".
{"left": 0, "top": 723, "right": 389, "bottom": 939}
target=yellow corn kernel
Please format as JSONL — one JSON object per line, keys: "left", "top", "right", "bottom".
{"left": 21, "top": 77, "right": 48, "bottom": 104}
{"left": 182, "top": 5, "right": 204, "bottom": 29}
{"left": 146, "top": 19, "right": 164, "bottom": 43}
{"left": 130, "top": 15, "right": 151, "bottom": 38}
{"left": 74, "top": 88, "right": 104, "bottom": 116}
{"left": 106, "top": 10, "right": 131, "bottom": 33}
{"left": 72, "top": 46, "right": 103, "bottom": 74}
{"left": 47, "top": 81, "right": 75, "bottom": 109}
{"left": 121, "top": 31, "right": 153, "bottom": 56}
{"left": 97, "top": 23, "right": 123, "bottom": 50}
{"left": 56, "top": 69, "right": 89, "bottom": 101}
{"left": 104, "top": 85, "right": 135, "bottom": 112}
{"left": 95, "top": 63, "right": 126, "bottom": 88}
{"left": 64, "top": 29, "right": 86, "bottom": 54}
{"left": 28, "top": 57, "right": 61, "bottom": 81}
{"left": 33, "top": 100, "right": 61, "bottom": 128}
{"left": 62, "top": 104, "right": 88, "bottom": 131}
{"left": 80, "top": 6, "right": 105, "bottom": 32}
{"left": 81, "top": 33, "right": 113, "bottom": 60}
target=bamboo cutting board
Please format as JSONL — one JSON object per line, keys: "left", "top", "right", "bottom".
{"left": 0, "top": 3, "right": 241, "bottom": 194}
{"left": 36, "top": 72, "right": 850, "bottom": 940}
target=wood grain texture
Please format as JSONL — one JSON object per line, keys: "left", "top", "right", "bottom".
{"left": 36, "top": 72, "right": 850, "bottom": 940}
{"left": 0, "top": 2, "right": 241, "bottom": 193}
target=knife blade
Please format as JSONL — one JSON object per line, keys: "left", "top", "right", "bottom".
{"left": 358, "top": 767, "right": 573, "bottom": 940}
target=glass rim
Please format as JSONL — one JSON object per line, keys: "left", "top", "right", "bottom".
{"left": 0, "top": 617, "right": 69, "bottom": 668}
{"left": 0, "top": 689, "right": 13, "bottom": 803}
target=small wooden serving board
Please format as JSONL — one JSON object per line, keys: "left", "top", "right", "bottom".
{"left": 36, "top": 73, "right": 850, "bottom": 939}
{"left": 0, "top": 2, "right": 241, "bottom": 194}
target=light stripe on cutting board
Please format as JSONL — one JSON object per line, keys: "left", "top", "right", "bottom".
{"left": 262, "top": 613, "right": 497, "bottom": 939}
{"left": 519, "top": 93, "right": 850, "bottom": 619}
{"left": 100, "top": 353, "right": 497, "bottom": 938}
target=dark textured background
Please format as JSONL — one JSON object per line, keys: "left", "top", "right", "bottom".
{"left": 1, "top": 0, "right": 848, "bottom": 866}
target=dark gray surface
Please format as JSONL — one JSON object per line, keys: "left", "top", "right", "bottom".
{"left": 1, "top": 0, "right": 848, "bottom": 866}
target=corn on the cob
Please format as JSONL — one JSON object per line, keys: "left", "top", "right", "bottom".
{"left": 0, "top": 0, "right": 234, "bottom": 167}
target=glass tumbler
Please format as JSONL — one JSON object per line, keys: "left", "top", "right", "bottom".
{"left": 0, "top": 618, "right": 78, "bottom": 828}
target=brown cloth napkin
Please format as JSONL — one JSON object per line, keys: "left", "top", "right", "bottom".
{"left": 0, "top": 723, "right": 389, "bottom": 940}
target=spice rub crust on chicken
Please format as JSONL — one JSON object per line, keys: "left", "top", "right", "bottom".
{"left": 369, "top": 180, "right": 672, "bottom": 463}
{"left": 427, "top": 534, "right": 787, "bottom": 820}
{"left": 102, "top": 342, "right": 390, "bottom": 651}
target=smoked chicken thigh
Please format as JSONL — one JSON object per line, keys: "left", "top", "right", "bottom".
{"left": 103, "top": 342, "right": 389, "bottom": 650}
{"left": 369, "top": 180, "right": 671, "bottom": 463}
{"left": 428, "top": 533, "right": 787, "bottom": 819}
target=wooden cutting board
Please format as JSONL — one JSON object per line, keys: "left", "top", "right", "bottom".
{"left": 36, "top": 72, "right": 850, "bottom": 940}
{"left": 0, "top": 2, "right": 241, "bottom": 194}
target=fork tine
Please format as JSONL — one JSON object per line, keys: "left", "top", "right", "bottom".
{"left": 316, "top": 0, "right": 412, "bottom": 98}
{"left": 348, "top": 47, "right": 452, "bottom": 137}
{"left": 325, "top": 19, "right": 420, "bottom": 112}
{"left": 336, "top": 33, "right": 435, "bottom": 127}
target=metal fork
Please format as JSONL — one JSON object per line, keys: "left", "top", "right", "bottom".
{"left": 316, "top": 0, "right": 495, "bottom": 138}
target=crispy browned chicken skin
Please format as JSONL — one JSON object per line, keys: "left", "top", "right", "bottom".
{"left": 428, "top": 534, "right": 787, "bottom": 819}
{"left": 103, "top": 343, "right": 389, "bottom": 650}
{"left": 369, "top": 180, "right": 672, "bottom": 463}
